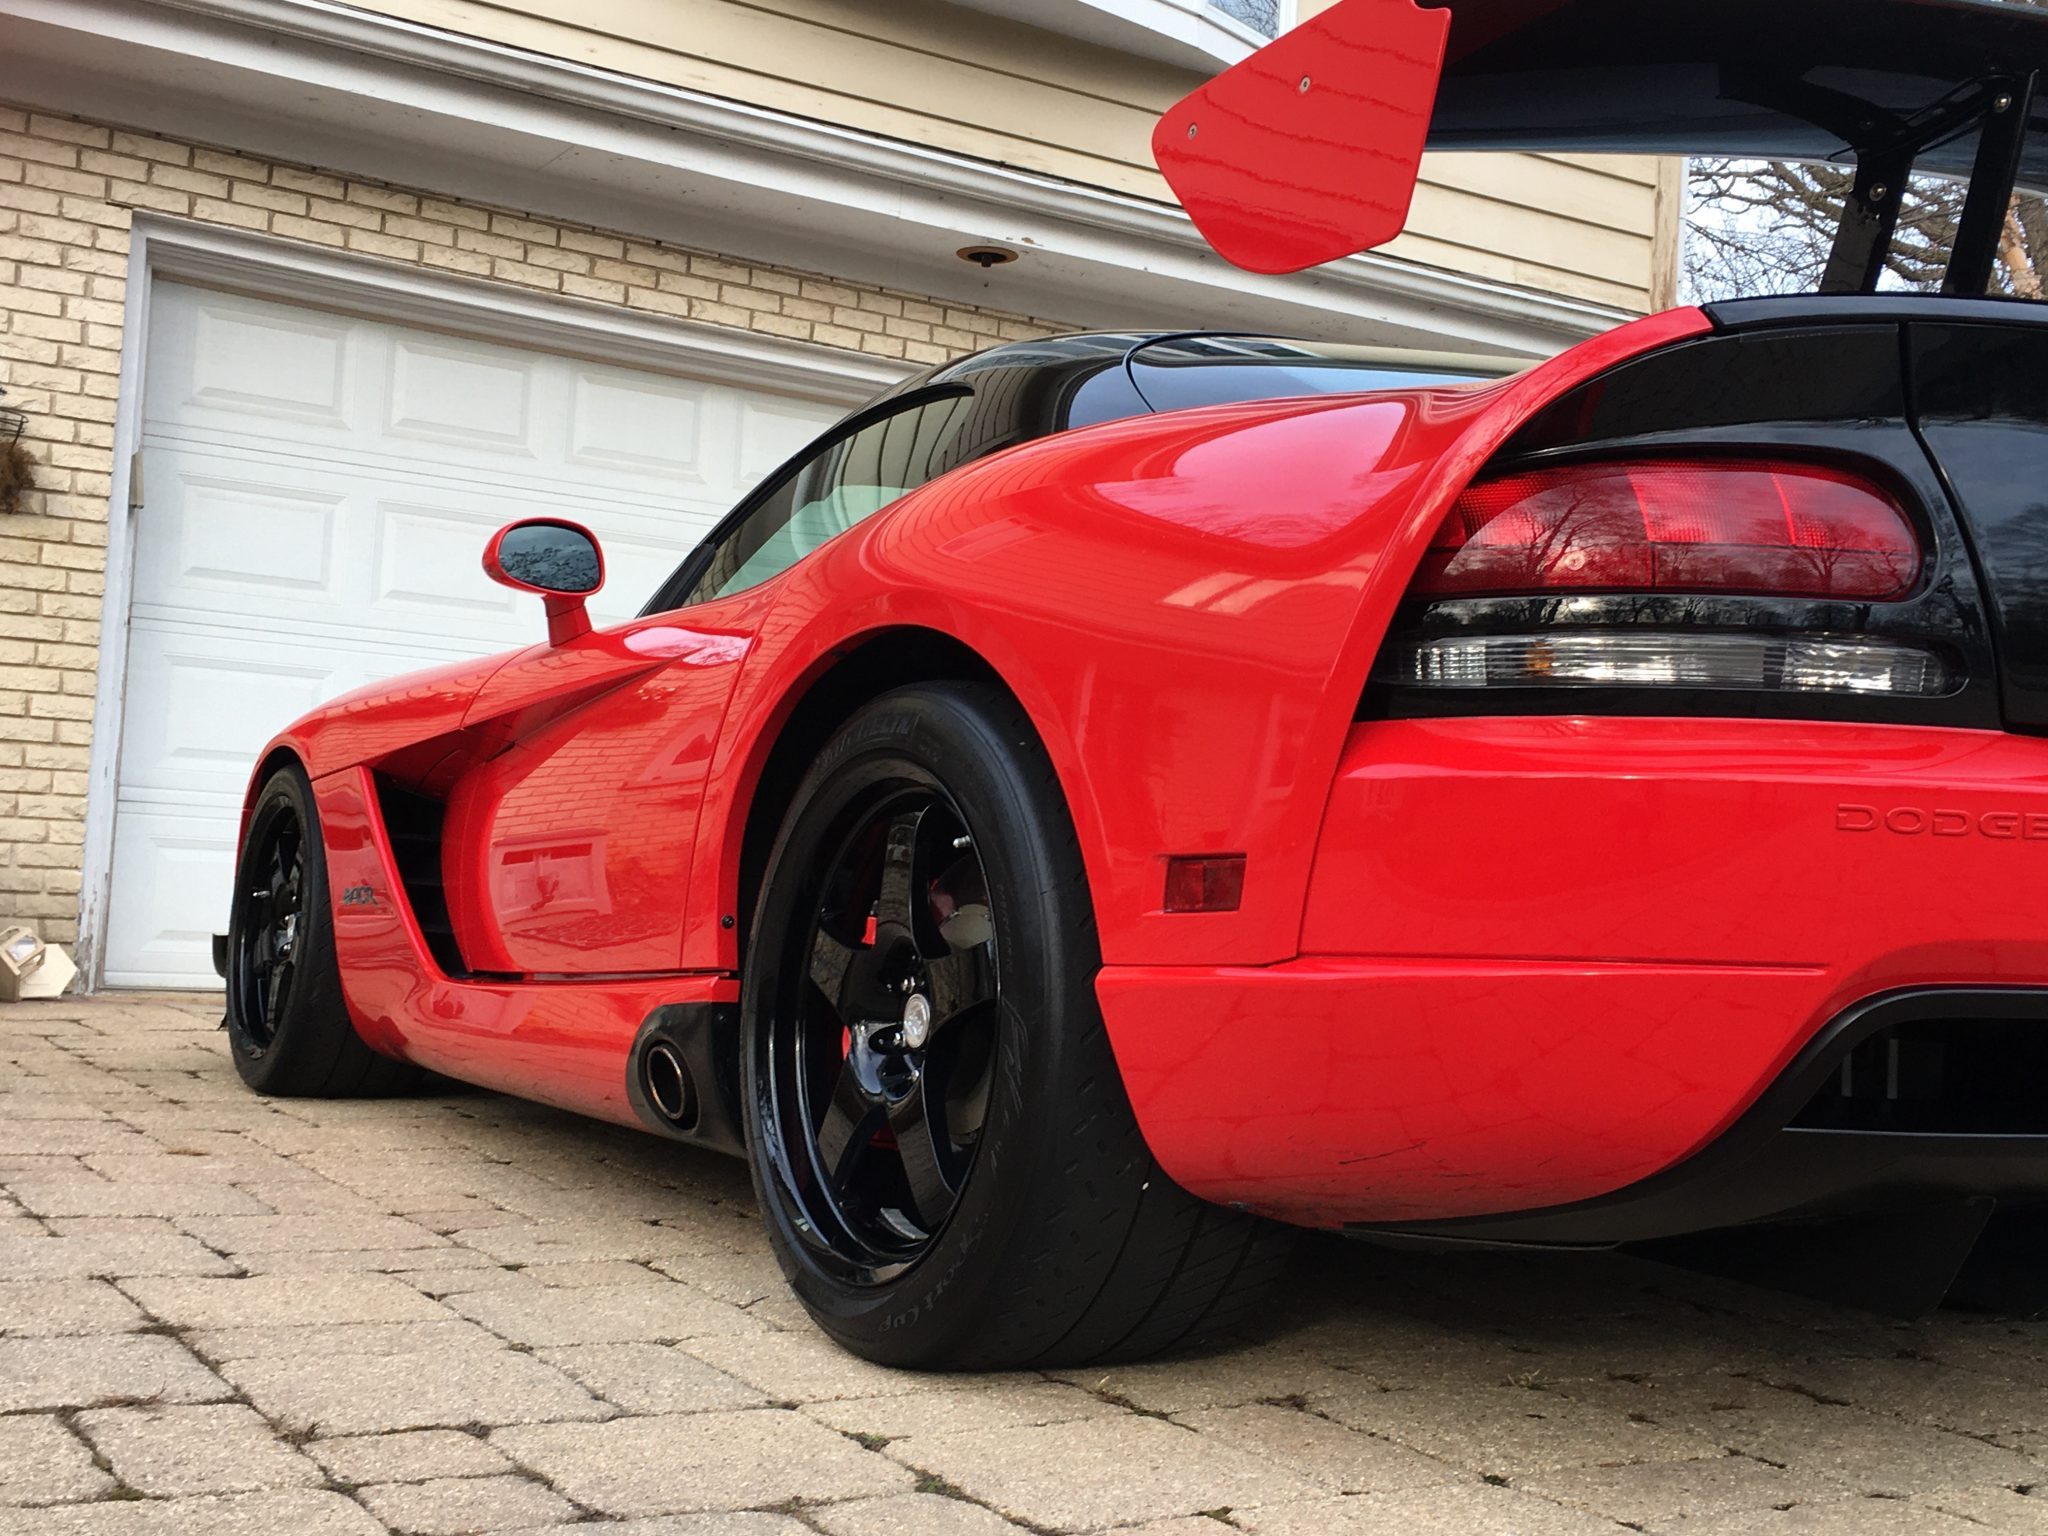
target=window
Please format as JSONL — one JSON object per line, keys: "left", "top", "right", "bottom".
{"left": 1123, "top": 335, "right": 1505, "bottom": 414}
{"left": 673, "top": 390, "right": 974, "bottom": 609}
{"left": 1210, "top": 0, "right": 1280, "bottom": 38}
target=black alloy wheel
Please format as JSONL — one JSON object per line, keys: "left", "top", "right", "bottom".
{"left": 742, "top": 683, "right": 1294, "bottom": 1369}
{"left": 223, "top": 763, "right": 420, "bottom": 1098}
{"left": 765, "top": 786, "right": 1000, "bottom": 1284}
{"left": 232, "top": 794, "right": 306, "bottom": 1050}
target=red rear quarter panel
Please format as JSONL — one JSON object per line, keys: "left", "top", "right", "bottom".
{"left": 686, "top": 309, "right": 1712, "bottom": 973}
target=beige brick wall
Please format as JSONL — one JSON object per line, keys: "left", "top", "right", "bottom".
{"left": 0, "top": 102, "right": 1066, "bottom": 954}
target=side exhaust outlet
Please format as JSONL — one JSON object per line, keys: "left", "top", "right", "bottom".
{"left": 642, "top": 1040, "right": 697, "bottom": 1129}
{"left": 622, "top": 1004, "right": 743, "bottom": 1155}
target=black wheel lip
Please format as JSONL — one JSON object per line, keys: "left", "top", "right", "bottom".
{"left": 227, "top": 790, "right": 306, "bottom": 1056}
{"left": 753, "top": 767, "right": 1002, "bottom": 1291}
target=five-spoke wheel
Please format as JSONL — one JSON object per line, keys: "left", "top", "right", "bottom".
{"left": 231, "top": 797, "right": 305, "bottom": 1050}
{"left": 742, "top": 683, "right": 1292, "bottom": 1368}
{"left": 768, "top": 790, "right": 1000, "bottom": 1282}
{"left": 223, "top": 763, "right": 419, "bottom": 1097}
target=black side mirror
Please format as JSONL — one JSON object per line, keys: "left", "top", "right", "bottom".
{"left": 484, "top": 519, "right": 605, "bottom": 645}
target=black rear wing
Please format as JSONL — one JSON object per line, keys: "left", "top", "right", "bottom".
{"left": 1156, "top": 0, "right": 2048, "bottom": 292}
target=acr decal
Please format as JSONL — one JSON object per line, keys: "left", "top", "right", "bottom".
{"left": 339, "top": 884, "right": 381, "bottom": 907}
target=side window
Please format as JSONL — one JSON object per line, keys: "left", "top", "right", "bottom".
{"left": 681, "top": 390, "right": 973, "bottom": 607}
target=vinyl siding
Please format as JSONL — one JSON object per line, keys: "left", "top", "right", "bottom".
{"left": 346, "top": 0, "right": 1677, "bottom": 312}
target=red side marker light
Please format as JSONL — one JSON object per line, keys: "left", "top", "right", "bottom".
{"left": 1164, "top": 855, "right": 1246, "bottom": 914}
{"left": 1417, "top": 460, "right": 1921, "bottom": 601}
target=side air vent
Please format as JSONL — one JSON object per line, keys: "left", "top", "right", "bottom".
{"left": 372, "top": 776, "right": 466, "bottom": 977}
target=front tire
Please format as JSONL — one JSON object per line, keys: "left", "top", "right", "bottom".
{"left": 225, "top": 764, "right": 419, "bottom": 1097}
{"left": 741, "top": 682, "right": 1292, "bottom": 1368}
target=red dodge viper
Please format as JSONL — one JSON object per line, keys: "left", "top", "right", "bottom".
{"left": 224, "top": 0, "right": 2048, "bottom": 1363}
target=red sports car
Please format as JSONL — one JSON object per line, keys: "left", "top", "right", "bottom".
{"left": 223, "top": 0, "right": 2048, "bottom": 1364}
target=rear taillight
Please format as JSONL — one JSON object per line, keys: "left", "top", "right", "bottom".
{"left": 1374, "top": 456, "right": 1959, "bottom": 705}
{"left": 1383, "top": 631, "right": 1955, "bottom": 696}
{"left": 1417, "top": 459, "right": 1921, "bottom": 601}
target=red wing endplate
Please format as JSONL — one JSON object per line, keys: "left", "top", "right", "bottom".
{"left": 1159, "top": 0, "right": 2048, "bottom": 277}
{"left": 1153, "top": 0, "right": 1451, "bottom": 275}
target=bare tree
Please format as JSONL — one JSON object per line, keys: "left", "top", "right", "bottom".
{"left": 1685, "top": 158, "right": 2047, "bottom": 302}
{"left": 1687, "top": 0, "right": 2048, "bottom": 304}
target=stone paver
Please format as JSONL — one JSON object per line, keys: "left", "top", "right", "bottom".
{"left": 0, "top": 1413, "right": 114, "bottom": 1504}
{"left": 0, "top": 1490, "right": 386, "bottom": 1535}
{"left": 308, "top": 1429, "right": 517, "bottom": 1485}
{"left": 811, "top": 1492, "right": 1029, "bottom": 1534}
{"left": 355, "top": 1475, "right": 580, "bottom": 1533}
{"left": 0, "top": 1278, "right": 147, "bottom": 1335}
{"left": 186, "top": 1317, "right": 501, "bottom": 1362}
{"left": 0, "top": 1332, "right": 231, "bottom": 1411}
{"left": 1320, "top": 1382, "right": 1722, "bottom": 1477}
{"left": 8, "top": 1178, "right": 270, "bottom": 1219}
{"left": 801, "top": 1378, "right": 1118, "bottom": 1440}
{"left": 6, "top": 996, "right": 2048, "bottom": 1535}
{"left": 76, "top": 1403, "right": 326, "bottom": 1496}
{"left": 520, "top": 1519, "right": 810, "bottom": 1536}
{"left": 1516, "top": 1454, "right": 1815, "bottom": 1529}
{"left": 0, "top": 1232, "right": 236, "bottom": 1280}
{"left": 446, "top": 1280, "right": 765, "bottom": 1347}
{"left": 224, "top": 1345, "right": 614, "bottom": 1436}
{"left": 1176, "top": 1402, "right": 1463, "bottom": 1493}
{"left": 535, "top": 1342, "right": 771, "bottom": 1415}
{"left": 493, "top": 1409, "right": 913, "bottom": 1514}
{"left": 883, "top": 1414, "right": 1322, "bottom": 1529}
{"left": 121, "top": 1273, "right": 455, "bottom": 1330}
{"left": 176, "top": 1214, "right": 447, "bottom": 1255}
{"left": 1240, "top": 1484, "right": 1637, "bottom": 1534}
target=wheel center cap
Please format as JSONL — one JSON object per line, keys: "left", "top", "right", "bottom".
{"left": 901, "top": 991, "right": 932, "bottom": 1050}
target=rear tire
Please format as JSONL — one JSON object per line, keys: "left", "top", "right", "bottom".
{"left": 224, "top": 763, "right": 421, "bottom": 1098}
{"left": 741, "top": 682, "right": 1293, "bottom": 1368}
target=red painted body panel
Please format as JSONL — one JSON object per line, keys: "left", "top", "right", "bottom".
{"left": 269, "top": 652, "right": 512, "bottom": 788}
{"left": 247, "top": 305, "right": 1800, "bottom": 1220}
{"left": 314, "top": 767, "right": 733, "bottom": 1127}
{"left": 1153, "top": 0, "right": 1451, "bottom": 274}
{"left": 445, "top": 609, "right": 761, "bottom": 975}
{"left": 680, "top": 309, "right": 1714, "bottom": 975}
{"left": 1097, "top": 717, "right": 2048, "bottom": 1226}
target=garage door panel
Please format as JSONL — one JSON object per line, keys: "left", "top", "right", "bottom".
{"left": 118, "top": 632, "right": 357, "bottom": 799}
{"left": 569, "top": 366, "right": 729, "bottom": 485}
{"left": 151, "top": 468, "right": 341, "bottom": 599}
{"left": 178, "top": 296, "right": 355, "bottom": 434}
{"left": 104, "top": 811, "right": 237, "bottom": 989}
{"left": 741, "top": 394, "right": 842, "bottom": 482}
{"left": 107, "top": 281, "right": 848, "bottom": 985}
{"left": 372, "top": 500, "right": 529, "bottom": 622}
{"left": 387, "top": 337, "right": 539, "bottom": 457}
{"left": 600, "top": 533, "right": 704, "bottom": 620}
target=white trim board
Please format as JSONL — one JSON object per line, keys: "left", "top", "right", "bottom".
{"left": 944, "top": 0, "right": 1274, "bottom": 71}
{"left": 0, "top": 0, "right": 1631, "bottom": 359}
{"left": 74, "top": 216, "right": 899, "bottom": 990}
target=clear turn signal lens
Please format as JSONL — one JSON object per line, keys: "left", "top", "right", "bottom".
{"left": 1382, "top": 632, "right": 1954, "bottom": 696}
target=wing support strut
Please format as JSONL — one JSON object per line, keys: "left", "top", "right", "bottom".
{"left": 1945, "top": 72, "right": 2039, "bottom": 296}
{"left": 1803, "top": 74, "right": 2036, "bottom": 295}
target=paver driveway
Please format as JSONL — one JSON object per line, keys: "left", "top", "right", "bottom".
{"left": 5, "top": 995, "right": 2048, "bottom": 1534}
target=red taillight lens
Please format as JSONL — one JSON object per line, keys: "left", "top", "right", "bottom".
{"left": 1417, "top": 460, "right": 1920, "bottom": 601}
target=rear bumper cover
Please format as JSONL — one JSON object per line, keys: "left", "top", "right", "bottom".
{"left": 1095, "top": 718, "right": 2048, "bottom": 1232}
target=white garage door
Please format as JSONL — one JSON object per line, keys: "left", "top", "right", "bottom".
{"left": 104, "top": 283, "right": 844, "bottom": 988}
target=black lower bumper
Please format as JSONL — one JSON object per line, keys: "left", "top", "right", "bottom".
{"left": 1357, "top": 988, "right": 2048, "bottom": 1248}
